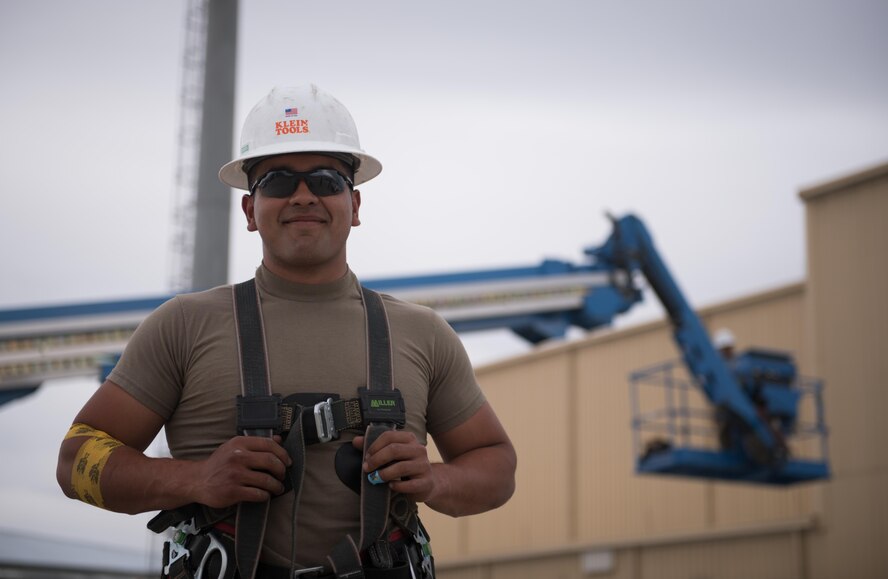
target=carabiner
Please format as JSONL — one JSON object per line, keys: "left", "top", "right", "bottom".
{"left": 194, "top": 531, "right": 228, "bottom": 579}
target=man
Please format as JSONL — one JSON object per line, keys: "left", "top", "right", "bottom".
{"left": 57, "top": 85, "right": 516, "bottom": 578}
{"left": 713, "top": 328, "right": 736, "bottom": 361}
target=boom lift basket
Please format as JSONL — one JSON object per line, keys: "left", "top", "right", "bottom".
{"left": 630, "top": 359, "right": 830, "bottom": 485}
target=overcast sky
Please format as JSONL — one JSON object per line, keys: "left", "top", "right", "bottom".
{"left": 1, "top": 0, "right": 886, "bottom": 563}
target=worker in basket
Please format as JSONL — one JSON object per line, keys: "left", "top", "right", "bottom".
{"left": 56, "top": 84, "right": 517, "bottom": 579}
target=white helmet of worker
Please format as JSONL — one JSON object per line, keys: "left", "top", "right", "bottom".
{"left": 219, "top": 84, "right": 382, "bottom": 190}
{"left": 713, "top": 328, "right": 736, "bottom": 350}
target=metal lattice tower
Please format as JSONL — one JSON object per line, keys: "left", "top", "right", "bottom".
{"left": 169, "top": 0, "right": 237, "bottom": 292}
{"left": 168, "top": 0, "right": 209, "bottom": 292}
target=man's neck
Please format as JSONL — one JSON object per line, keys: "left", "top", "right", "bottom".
{"left": 261, "top": 259, "right": 348, "bottom": 285}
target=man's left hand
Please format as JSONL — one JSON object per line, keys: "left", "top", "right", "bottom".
{"left": 351, "top": 403, "right": 515, "bottom": 517}
{"left": 352, "top": 430, "right": 437, "bottom": 503}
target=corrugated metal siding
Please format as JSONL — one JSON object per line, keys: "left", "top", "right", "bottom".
{"left": 436, "top": 566, "right": 487, "bottom": 579}
{"left": 489, "top": 554, "right": 587, "bottom": 579}
{"left": 466, "top": 354, "right": 575, "bottom": 555}
{"left": 436, "top": 530, "right": 808, "bottom": 579}
{"left": 424, "top": 354, "right": 575, "bottom": 559}
{"left": 430, "top": 282, "right": 813, "bottom": 564}
{"left": 711, "top": 483, "right": 803, "bottom": 528}
{"left": 575, "top": 328, "right": 713, "bottom": 540}
{"left": 812, "top": 471, "right": 888, "bottom": 579}
{"left": 802, "top": 162, "right": 888, "bottom": 579}
{"left": 805, "top": 171, "right": 888, "bottom": 475}
{"left": 639, "top": 533, "right": 802, "bottom": 579}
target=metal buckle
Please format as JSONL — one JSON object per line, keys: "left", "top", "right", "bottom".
{"left": 358, "top": 387, "right": 406, "bottom": 427}
{"left": 313, "top": 398, "right": 338, "bottom": 443}
{"left": 163, "top": 518, "right": 197, "bottom": 574}
{"left": 414, "top": 526, "right": 433, "bottom": 577}
{"left": 236, "top": 394, "right": 283, "bottom": 434}
{"left": 293, "top": 566, "right": 326, "bottom": 577}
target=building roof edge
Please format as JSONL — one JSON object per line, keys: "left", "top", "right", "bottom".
{"left": 799, "top": 159, "right": 888, "bottom": 201}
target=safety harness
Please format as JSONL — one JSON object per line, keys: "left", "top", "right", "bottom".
{"left": 149, "top": 279, "right": 434, "bottom": 579}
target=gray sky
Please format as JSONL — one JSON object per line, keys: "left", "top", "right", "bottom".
{"left": 1, "top": 0, "right": 886, "bottom": 561}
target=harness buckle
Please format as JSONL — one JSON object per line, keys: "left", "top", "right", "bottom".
{"left": 236, "top": 394, "right": 283, "bottom": 434}
{"left": 413, "top": 522, "right": 434, "bottom": 578}
{"left": 359, "top": 387, "right": 406, "bottom": 427}
{"left": 314, "top": 398, "right": 339, "bottom": 443}
{"left": 163, "top": 519, "right": 194, "bottom": 574}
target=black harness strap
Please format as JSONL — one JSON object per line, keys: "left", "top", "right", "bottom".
{"left": 363, "top": 286, "right": 394, "bottom": 395}
{"left": 359, "top": 286, "right": 397, "bottom": 548}
{"left": 232, "top": 279, "right": 274, "bottom": 579}
{"left": 326, "top": 287, "right": 397, "bottom": 579}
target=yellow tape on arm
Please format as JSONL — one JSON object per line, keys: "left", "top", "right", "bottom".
{"left": 65, "top": 423, "right": 124, "bottom": 509}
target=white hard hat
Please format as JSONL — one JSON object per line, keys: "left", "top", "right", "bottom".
{"left": 713, "top": 328, "right": 736, "bottom": 350}
{"left": 219, "top": 85, "right": 382, "bottom": 190}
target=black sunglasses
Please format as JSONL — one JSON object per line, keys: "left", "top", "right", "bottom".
{"left": 249, "top": 168, "right": 354, "bottom": 198}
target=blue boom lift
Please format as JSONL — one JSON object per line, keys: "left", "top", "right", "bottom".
{"left": 590, "top": 215, "right": 828, "bottom": 484}
{"left": 0, "top": 214, "right": 828, "bottom": 485}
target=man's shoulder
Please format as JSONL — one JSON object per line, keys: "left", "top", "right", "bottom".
{"left": 374, "top": 291, "right": 438, "bottom": 320}
{"left": 153, "top": 284, "right": 235, "bottom": 320}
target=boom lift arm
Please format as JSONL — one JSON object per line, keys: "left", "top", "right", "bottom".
{"left": 587, "top": 215, "right": 787, "bottom": 467}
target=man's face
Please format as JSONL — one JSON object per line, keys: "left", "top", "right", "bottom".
{"left": 241, "top": 153, "right": 361, "bottom": 282}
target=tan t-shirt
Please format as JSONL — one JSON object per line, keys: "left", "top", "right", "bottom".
{"left": 109, "top": 265, "right": 486, "bottom": 566}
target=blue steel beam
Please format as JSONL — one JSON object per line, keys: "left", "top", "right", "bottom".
{"left": 0, "top": 253, "right": 638, "bottom": 393}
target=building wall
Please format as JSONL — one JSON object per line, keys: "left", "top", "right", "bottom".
{"left": 424, "top": 283, "right": 821, "bottom": 577}
{"left": 801, "top": 161, "right": 888, "bottom": 579}
{"left": 435, "top": 518, "right": 815, "bottom": 579}
{"left": 425, "top": 159, "right": 888, "bottom": 579}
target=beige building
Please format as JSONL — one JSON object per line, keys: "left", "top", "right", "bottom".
{"left": 422, "top": 160, "right": 888, "bottom": 579}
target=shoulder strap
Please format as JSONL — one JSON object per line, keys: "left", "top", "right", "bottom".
{"left": 234, "top": 279, "right": 271, "bottom": 405}
{"left": 363, "top": 286, "right": 394, "bottom": 393}
{"left": 232, "top": 279, "right": 273, "bottom": 579}
{"left": 359, "top": 286, "right": 396, "bottom": 546}
{"left": 326, "top": 287, "right": 397, "bottom": 578}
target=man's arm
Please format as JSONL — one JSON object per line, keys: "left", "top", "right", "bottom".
{"left": 354, "top": 401, "right": 516, "bottom": 517}
{"left": 56, "top": 380, "right": 291, "bottom": 515}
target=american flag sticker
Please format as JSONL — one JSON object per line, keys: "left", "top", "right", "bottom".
{"left": 284, "top": 107, "right": 299, "bottom": 117}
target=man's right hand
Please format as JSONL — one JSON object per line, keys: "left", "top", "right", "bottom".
{"left": 57, "top": 381, "right": 294, "bottom": 515}
{"left": 190, "top": 435, "right": 293, "bottom": 508}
